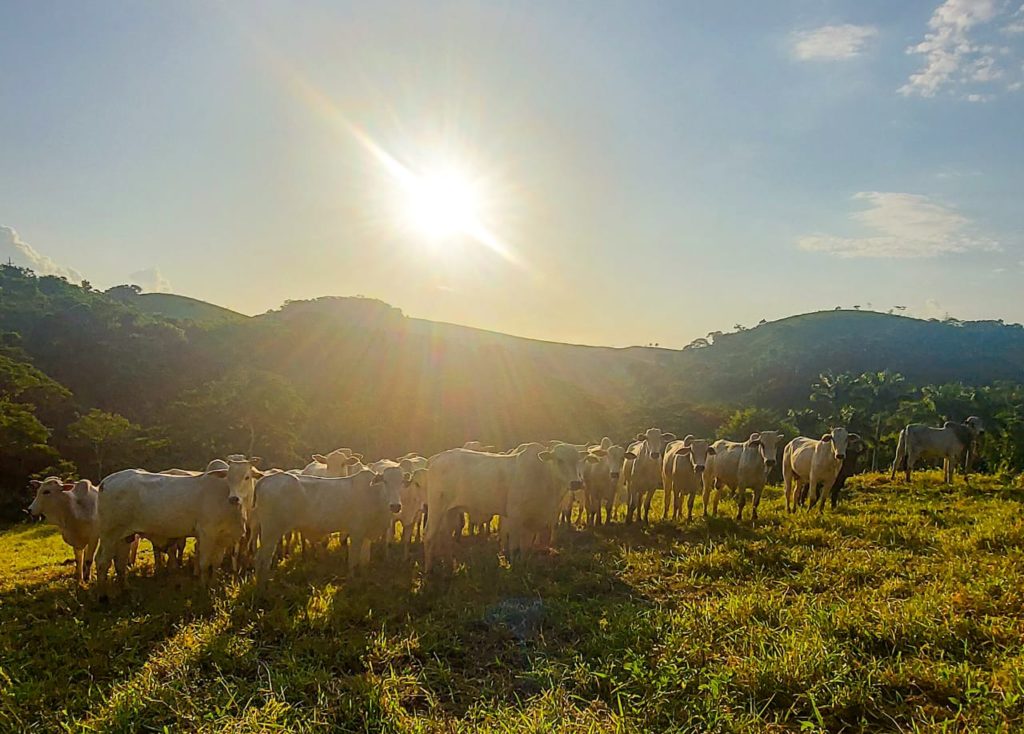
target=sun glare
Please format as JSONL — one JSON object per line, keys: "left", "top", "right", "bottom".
{"left": 402, "top": 168, "right": 483, "bottom": 241}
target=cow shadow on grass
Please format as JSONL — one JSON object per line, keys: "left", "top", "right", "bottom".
{"left": 74, "top": 535, "right": 661, "bottom": 728}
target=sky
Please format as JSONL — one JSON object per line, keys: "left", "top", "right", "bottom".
{"left": 1, "top": 0, "right": 1022, "bottom": 348}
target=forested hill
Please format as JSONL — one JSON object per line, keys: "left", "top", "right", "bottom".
{"left": 1, "top": 263, "right": 1022, "bottom": 518}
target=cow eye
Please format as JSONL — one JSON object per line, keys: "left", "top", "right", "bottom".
{"left": 42, "top": 490, "right": 50, "bottom": 495}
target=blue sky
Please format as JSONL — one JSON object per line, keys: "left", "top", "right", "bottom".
{"left": 1, "top": 0, "right": 1022, "bottom": 347}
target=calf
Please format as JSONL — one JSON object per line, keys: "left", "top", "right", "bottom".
{"left": 28, "top": 477, "right": 100, "bottom": 584}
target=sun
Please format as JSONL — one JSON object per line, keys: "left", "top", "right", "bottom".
{"left": 401, "top": 168, "right": 483, "bottom": 241}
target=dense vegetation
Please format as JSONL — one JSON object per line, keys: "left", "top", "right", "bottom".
{"left": 2, "top": 473, "right": 1023, "bottom": 731}
{"left": 1, "top": 263, "right": 1022, "bottom": 520}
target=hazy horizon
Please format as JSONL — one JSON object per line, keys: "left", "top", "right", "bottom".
{"left": 2, "top": 1, "right": 1022, "bottom": 347}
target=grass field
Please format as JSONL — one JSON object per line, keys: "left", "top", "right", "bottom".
{"left": 2, "top": 472, "right": 1023, "bottom": 732}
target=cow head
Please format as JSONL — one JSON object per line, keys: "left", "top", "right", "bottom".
{"left": 603, "top": 444, "right": 629, "bottom": 481}
{"left": 27, "top": 477, "right": 75, "bottom": 520}
{"left": 313, "top": 448, "right": 364, "bottom": 477}
{"left": 820, "top": 428, "right": 854, "bottom": 462}
{"left": 370, "top": 464, "right": 404, "bottom": 514}
{"left": 747, "top": 431, "right": 784, "bottom": 470}
{"left": 676, "top": 437, "right": 715, "bottom": 473}
{"left": 540, "top": 442, "right": 597, "bottom": 492}
{"left": 206, "top": 457, "right": 262, "bottom": 508}
{"left": 399, "top": 463, "right": 428, "bottom": 509}
{"left": 637, "top": 428, "right": 675, "bottom": 460}
{"left": 963, "top": 416, "right": 985, "bottom": 436}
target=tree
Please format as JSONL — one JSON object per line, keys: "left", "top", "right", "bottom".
{"left": 68, "top": 409, "right": 137, "bottom": 478}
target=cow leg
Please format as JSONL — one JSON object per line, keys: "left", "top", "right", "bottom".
{"left": 686, "top": 486, "right": 697, "bottom": 522}
{"left": 84, "top": 539, "right": 98, "bottom": 583}
{"left": 73, "top": 546, "right": 85, "bottom": 585}
{"left": 735, "top": 487, "right": 746, "bottom": 521}
{"left": 127, "top": 536, "right": 139, "bottom": 567}
{"left": 712, "top": 482, "right": 721, "bottom": 517}
{"left": 113, "top": 539, "right": 132, "bottom": 590}
{"left": 751, "top": 484, "right": 764, "bottom": 522}
{"left": 348, "top": 535, "right": 370, "bottom": 575}
{"left": 255, "top": 532, "right": 279, "bottom": 588}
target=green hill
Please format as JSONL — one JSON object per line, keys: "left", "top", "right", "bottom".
{"left": 107, "top": 290, "right": 248, "bottom": 327}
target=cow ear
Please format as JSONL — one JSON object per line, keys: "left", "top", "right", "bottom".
{"left": 370, "top": 473, "right": 384, "bottom": 485}
{"left": 399, "top": 459, "right": 413, "bottom": 473}
{"left": 707, "top": 447, "right": 716, "bottom": 455}
{"left": 313, "top": 454, "right": 328, "bottom": 463}
{"left": 62, "top": 482, "right": 76, "bottom": 491}
{"left": 249, "top": 457, "right": 262, "bottom": 468}
{"left": 585, "top": 454, "right": 601, "bottom": 463}
{"left": 849, "top": 433, "right": 862, "bottom": 445}
{"left": 29, "top": 480, "right": 41, "bottom": 489}
{"left": 250, "top": 468, "right": 265, "bottom": 479}
{"left": 662, "top": 433, "right": 676, "bottom": 443}
{"left": 821, "top": 433, "right": 832, "bottom": 442}
{"left": 624, "top": 451, "right": 638, "bottom": 460}
{"left": 636, "top": 433, "right": 645, "bottom": 441}
{"left": 678, "top": 446, "right": 691, "bottom": 455}
{"left": 748, "top": 433, "right": 761, "bottom": 443}
{"left": 538, "top": 450, "right": 553, "bottom": 462}
{"left": 590, "top": 448, "right": 607, "bottom": 457}
{"left": 208, "top": 469, "right": 229, "bottom": 478}
{"left": 345, "top": 456, "right": 362, "bottom": 466}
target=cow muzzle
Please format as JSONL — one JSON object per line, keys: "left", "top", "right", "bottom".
{"left": 765, "top": 460, "right": 776, "bottom": 468}
{"left": 389, "top": 503, "right": 403, "bottom": 514}
{"left": 570, "top": 480, "right": 583, "bottom": 491}
{"left": 650, "top": 452, "right": 661, "bottom": 459}
{"left": 228, "top": 495, "right": 242, "bottom": 506}
{"left": 610, "top": 472, "right": 620, "bottom": 480}
{"left": 695, "top": 465, "right": 705, "bottom": 472}
{"left": 836, "top": 454, "right": 845, "bottom": 461}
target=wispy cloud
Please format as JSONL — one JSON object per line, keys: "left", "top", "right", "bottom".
{"left": 900, "top": 0, "right": 1023, "bottom": 98}
{"left": 798, "top": 192, "right": 999, "bottom": 258}
{"left": 129, "top": 267, "right": 173, "bottom": 293}
{"left": 0, "top": 225, "right": 83, "bottom": 281}
{"left": 791, "top": 24, "right": 879, "bottom": 60}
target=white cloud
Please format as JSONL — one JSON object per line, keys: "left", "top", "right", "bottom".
{"left": 900, "top": 0, "right": 1024, "bottom": 98}
{"left": 791, "top": 24, "right": 879, "bottom": 60}
{"left": 129, "top": 267, "right": 172, "bottom": 293}
{"left": 798, "top": 191, "right": 1000, "bottom": 258}
{"left": 0, "top": 225, "right": 83, "bottom": 281}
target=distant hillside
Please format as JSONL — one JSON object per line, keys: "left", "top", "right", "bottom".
{"left": 105, "top": 287, "right": 248, "bottom": 327}
{"left": 660, "top": 310, "right": 1024, "bottom": 408}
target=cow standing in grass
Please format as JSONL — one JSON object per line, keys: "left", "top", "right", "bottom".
{"left": 783, "top": 428, "right": 858, "bottom": 513}
{"left": 622, "top": 428, "right": 676, "bottom": 524}
{"left": 662, "top": 436, "right": 715, "bottom": 522}
{"left": 704, "top": 431, "right": 784, "bottom": 522}
{"left": 27, "top": 477, "right": 100, "bottom": 584}
{"left": 891, "top": 417, "right": 985, "bottom": 484}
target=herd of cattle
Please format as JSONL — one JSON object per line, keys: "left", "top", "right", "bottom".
{"left": 25, "top": 416, "right": 986, "bottom": 596}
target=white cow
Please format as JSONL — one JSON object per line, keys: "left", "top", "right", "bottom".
{"left": 372, "top": 458, "right": 428, "bottom": 554}
{"left": 704, "top": 431, "right": 785, "bottom": 521}
{"left": 302, "top": 448, "right": 365, "bottom": 477}
{"left": 27, "top": 477, "right": 100, "bottom": 584}
{"left": 662, "top": 436, "right": 715, "bottom": 522}
{"left": 783, "top": 428, "right": 858, "bottom": 513}
{"left": 95, "top": 457, "right": 262, "bottom": 594}
{"left": 622, "top": 428, "right": 676, "bottom": 524}
{"left": 582, "top": 443, "right": 633, "bottom": 526}
{"left": 253, "top": 466, "right": 405, "bottom": 584}
{"left": 891, "top": 417, "right": 985, "bottom": 484}
{"left": 423, "top": 442, "right": 597, "bottom": 571}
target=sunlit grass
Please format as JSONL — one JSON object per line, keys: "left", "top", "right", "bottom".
{"left": 1, "top": 471, "right": 1023, "bottom": 731}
